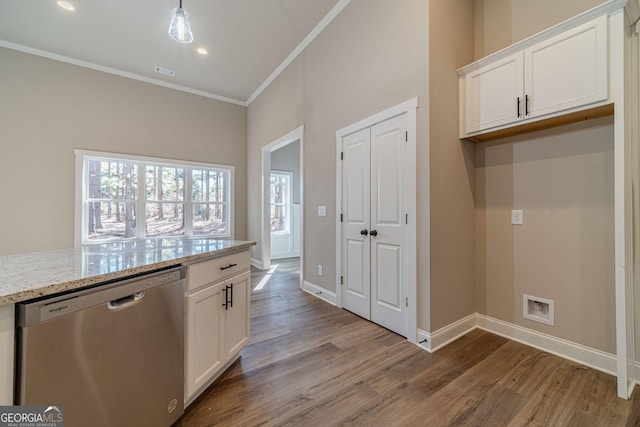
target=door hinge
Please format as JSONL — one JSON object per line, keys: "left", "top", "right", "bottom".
{"left": 406, "top": 297, "right": 408, "bottom": 307}
{"left": 340, "top": 276, "right": 343, "bottom": 285}
{"left": 341, "top": 151, "right": 344, "bottom": 160}
{"left": 340, "top": 213, "right": 343, "bottom": 222}
{"left": 405, "top": 131, "right": 408, "bottom": 142}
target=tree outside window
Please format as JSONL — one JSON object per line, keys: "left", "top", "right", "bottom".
{"left": 80, "top": 152, "right": 233, "bottom": 244}
{"left": 270, "top": 172, "right": 291, "bottom": 234}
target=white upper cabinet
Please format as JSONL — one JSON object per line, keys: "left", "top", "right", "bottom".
{"left": 524, "top": 15, "right": 608, "bottom": 119}
{"left": 464, "top": 53, "right": 524, "bottom": 134}
{"left": 459, "top": 14, "right": 610, "bottom": 140}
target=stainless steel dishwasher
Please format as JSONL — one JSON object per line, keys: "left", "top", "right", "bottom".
{"left": 15, "top": 266, "right": 185, "bottom": 427}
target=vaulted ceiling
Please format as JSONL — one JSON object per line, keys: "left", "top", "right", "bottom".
{"left": 0, "top": 0, "right": 346, "bottom": 105}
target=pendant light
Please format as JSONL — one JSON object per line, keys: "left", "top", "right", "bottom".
{"left": 168, "top": 0, "right": 193, "bottom": 43}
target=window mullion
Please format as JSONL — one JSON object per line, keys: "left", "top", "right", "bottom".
{"left": 185, "top": 168, "right": 193, "bottom": 237}
{"left": 137, "top": 163, "right": 146, "bottom": 239}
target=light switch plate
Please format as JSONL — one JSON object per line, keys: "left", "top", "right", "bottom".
{"left": 511, "top": 210, "right": 523, "bottom": 225}
{"left": 318, "top": 206, "right": 327, "bottom": 216}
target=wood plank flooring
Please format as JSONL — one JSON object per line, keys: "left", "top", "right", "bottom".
{"left": 175, "top": 259, "right": 640, "bottom": 426}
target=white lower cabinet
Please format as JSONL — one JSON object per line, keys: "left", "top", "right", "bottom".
{"left": 185, "top": 251, "right": 251, "bottom": 404}
{"left": 185, "top": 281, "right": 225, "bottom": 400}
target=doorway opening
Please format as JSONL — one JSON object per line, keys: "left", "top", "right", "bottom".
{"left": 260, "top": 126, "right": 304, "bottom": 290}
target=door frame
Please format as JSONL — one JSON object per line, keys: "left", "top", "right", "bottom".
{"left": 335, "top": 98, "right": 419, "bottom": 343}
{"left": 261, "top": 125, "right": 304, "bottom": 289}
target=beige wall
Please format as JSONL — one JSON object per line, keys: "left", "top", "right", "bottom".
{"left": 475, "top": 0, "right": 606, "bottom": 58}
{"left": 248, "top": 0, "right": 441, "bottom": 330}
{"left": 473, "top": 0, "right": 615, "bottom": 352}
{"left": 429, "top": 0, "right": 476, "bottom": 331}
{"left": 0, "top": 47, "right": 247, "bottom": 255}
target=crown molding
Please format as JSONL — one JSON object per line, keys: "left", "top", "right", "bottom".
{"left": 0, "top": 40, "right": 248, "bottom": 106}
{"left": 459, "top": 0, "right": 628, "bottom": 76}
{"left": 246, "top": 0, "right": 352, "bottom": 105}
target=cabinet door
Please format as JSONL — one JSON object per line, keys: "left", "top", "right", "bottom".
{"left": 464, "top": 52, "right": 524, "bottom": 134}
{"left": 185, "top": 282, "right": 225, "bottom": 402}
{"left": 223, "top": 272, "right": 250, "bottom": 360}
{"left": 524, "top": 15, "right": 607, "bottom": 118}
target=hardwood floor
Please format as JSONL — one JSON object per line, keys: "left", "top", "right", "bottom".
{"left": 176, "top": 259, "right": 640, "bottom": 426}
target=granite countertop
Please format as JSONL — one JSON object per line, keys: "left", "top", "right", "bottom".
{"left": 0, "top": 238, "right": 255, "bottom": 305}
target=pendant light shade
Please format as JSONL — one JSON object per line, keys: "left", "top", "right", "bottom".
{"left": 168, "top": 1, "right": 193, "bottom": 43}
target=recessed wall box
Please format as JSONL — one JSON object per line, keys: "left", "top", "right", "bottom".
{"left": 523, "top": 294, "right": 554, "bottom": 326}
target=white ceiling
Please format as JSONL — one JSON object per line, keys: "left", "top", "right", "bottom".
{"left": 0, "top": 0, "right": 346, "bottom": 105}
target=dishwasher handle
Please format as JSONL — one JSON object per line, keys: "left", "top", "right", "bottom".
{"left": 107, "top": 291, "right": 146, "bottom": 310}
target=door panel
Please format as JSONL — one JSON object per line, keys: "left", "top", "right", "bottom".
{"left": 374, "top": 243, "right": 401, "bottom": 309}
{"left": 342, "top": 127, "right": 371, "bottom": 319}
{"left": 370, "top": 114, "right": 407, "bottom": 336}
{"left": 345, "top": 240, "right": 366, "bottom": 297}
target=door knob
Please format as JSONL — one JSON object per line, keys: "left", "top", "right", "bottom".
{"left": 360, "top": 229, "right": 368, "bottom": 236}
{"left": 370, "top": 230, "right": 378, "bottom": 237}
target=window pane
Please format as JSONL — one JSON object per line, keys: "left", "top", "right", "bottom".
{"left": 87, "top": 201, "right": 137, "bottom": 240}
{"left": 270, "top": 175, "right": 287, "bottom": 205}
{"left": 192, "top": 169, "right": 228, "bottom": 203}
{"left": 193, "top": 203, "right": 227, "bottom": 236}
{"left": 146, "top": 166, "right": 184, "bottom": 201}
{"left": 270, "top": 174, "right": 290, "bottom": 233}
{"left": 145, "top": 203, "right": 185, "bottom": 237}
{"left": 270, "top": 204, "right": 288, "bottom": 233}
{"left": 87, "top": 160, "right": 137, "bottom": 200}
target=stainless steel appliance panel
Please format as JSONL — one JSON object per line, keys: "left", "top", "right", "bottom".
{"left": 16, "top": 267, "right": 185, "bottom": 427}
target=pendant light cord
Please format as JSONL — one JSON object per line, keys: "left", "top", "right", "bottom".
{"left": 179, "top": 0, "right": 183, "bottom": 8}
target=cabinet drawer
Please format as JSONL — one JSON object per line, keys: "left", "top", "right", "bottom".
{"left": 187, "top": 250, "right": 250, "bottom": 292}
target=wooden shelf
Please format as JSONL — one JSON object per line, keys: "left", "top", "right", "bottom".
{"left": 463, "top": 103, "right": 614, "bottom": 143}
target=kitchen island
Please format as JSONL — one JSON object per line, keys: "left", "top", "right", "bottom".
{"left": 0, "top": 238, "right": 255, "bottom": 406}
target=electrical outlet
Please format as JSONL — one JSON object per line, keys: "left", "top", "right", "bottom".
{"left": 511, "top": 209, "right": 524, "bottom": 225}
{"left": 317, "top": 264, "right": 323, "bottom": 276}
{"left": 318, "top": 206, "right": 327, "bottom": 217}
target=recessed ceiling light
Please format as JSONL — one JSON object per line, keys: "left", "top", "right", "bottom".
{"left": 197, "top": 48, "right": 208, "bottom": 55}
{"left": 57, "top": 1, "right": 75, "bottom": 11}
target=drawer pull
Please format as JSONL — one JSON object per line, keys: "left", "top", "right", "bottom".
{"left": 220, "top": 263, "right": 238, "bottom": 271}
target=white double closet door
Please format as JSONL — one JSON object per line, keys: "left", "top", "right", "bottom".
{"left": 341, "top": 113, "right": 408, "bottom": 337}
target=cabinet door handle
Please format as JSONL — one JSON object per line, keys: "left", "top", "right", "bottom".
{"left": 220, "top": 263, "right": 237, "bottom": 271}
{"left": 360, "top": 229, "right": 368, "bottom": 236}
{"left": 370, "top": 230, "right": 378, "bottom": 237}
{"left": 229, "top": 283, "right": 233, "bottom": 308}
{"left": 517, "top": 97, "right": 521, "bottom": 117}
{"left": 525, "top": 94, "right": 530, "bottom": 116}
{"left": 222, "top": 286, "right": 228, "bottom": 309}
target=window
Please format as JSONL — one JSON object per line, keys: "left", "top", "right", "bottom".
{"left": 76, "top": 150, "right": 234, "bottom": 244}
{"left": 270, "top": 171, "right": 292, "bottom": 234}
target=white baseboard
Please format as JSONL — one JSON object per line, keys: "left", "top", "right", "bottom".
{"left": 477, "top": 314, "right": 617, "bottom": 376}
{"left": 302, "top": 280, "right": 337, "bottom": 305}
{"left": 413, "top": 313, "right": 618, "bottom": 377}
{"left": 430, "top": 313, "right": 478, "bottom": 352}
{"left": 250, "top": 258, "right": 265, "bottom": 270}
{"left": 416, "top": 328, "right": 432, "bottom": 352}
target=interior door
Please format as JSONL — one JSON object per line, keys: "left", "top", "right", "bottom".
{"left": 341, "top": 114, "right": 407, "bottom": 337}
{"left": 370, "top": 114, "right": 407, "bottom": 335}
{"left": 342, "top": 127, "right": 371, "bottom": 320}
